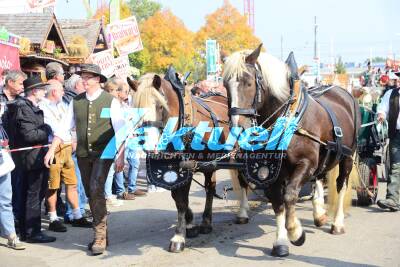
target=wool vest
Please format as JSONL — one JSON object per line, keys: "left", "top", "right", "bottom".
{"left": 388, "top": 89, "right": 400, "bottom": 139}
{"left": 73, "top": 91, "right": 114, "bottom": 158}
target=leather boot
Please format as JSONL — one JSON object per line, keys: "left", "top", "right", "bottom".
{"left": 90, "top": 237, "right": 107, "bottom": 256}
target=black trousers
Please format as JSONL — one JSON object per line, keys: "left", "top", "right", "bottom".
{"left": 18, "top": 168, "right": 49, "bottom": 239}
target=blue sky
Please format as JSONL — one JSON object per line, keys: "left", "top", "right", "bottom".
{"left": 56, "top": 0, "right": 398, "bottom": 66}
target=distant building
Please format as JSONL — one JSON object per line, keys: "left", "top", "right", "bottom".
{"left": 59, "top": 19, "right": 110, "bottom": 56}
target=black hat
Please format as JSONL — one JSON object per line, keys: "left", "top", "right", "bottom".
{"left": 23, "top": 75, "right": 48, "bottom": 92}
{"left": 76, "top": 64, "right": 107, "bottom": 83}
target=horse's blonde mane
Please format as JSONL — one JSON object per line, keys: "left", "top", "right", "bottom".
{"left": 223, "top": 50, "right": 291, "bottom": 102}
{"left": 134, "top": 73, "right": 169, "bottom": 112}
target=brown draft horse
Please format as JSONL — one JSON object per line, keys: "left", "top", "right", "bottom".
{"left": 223, "top": 44, "right": 360, "bottom": 257}
{"left": 133, "top": 73, "right": 248, "bottom": 252}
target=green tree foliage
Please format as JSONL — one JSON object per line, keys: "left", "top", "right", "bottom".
{"left": 127, "top": 0, "right": 162, "bottom": 23}
{"left": 335, "top": 56, "right": 346, "bottom": 74}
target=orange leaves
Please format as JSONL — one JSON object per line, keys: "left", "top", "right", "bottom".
{"left": 92, "top": 1, "right": 132, "bottom": 25}
{"left": 195, "top": 0, "right": 261, "bottom": 55}
{"left": 140, "top": 10, "right": 196, "bottom": 74}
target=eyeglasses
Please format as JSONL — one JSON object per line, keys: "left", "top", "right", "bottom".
{"left": 81, "top": 75, "right": 96, "bottom": 81}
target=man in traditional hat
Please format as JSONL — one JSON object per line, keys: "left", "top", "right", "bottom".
{"left": 6, "top": 76, "right": 56, "bottom": 243}
{"left": 377, "top": 70, "right": 400, "bottom": 212}
{"left": 44, "top": 64, "right": 125, "bottom": 255}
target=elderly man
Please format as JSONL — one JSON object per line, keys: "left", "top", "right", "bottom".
{"left": 63, "top": 74, "right": 89, "bottom": 223}
{"left": 64, "top": 74, "right": 84, "bottom": 104}
{"left": 45, "top": 64, "right": 125, "bottom": 255}
{"left": 7, "top": 76, "right": 56, "bottom": 243}
{"left": 39, "top": 80, "right": 92, "bottom": 232}
{"left": 1, "top": 70, "right": 27, "bottom": 226}
{"left": 45, "top": 62, "right": 67, "bottom": 215}
{"left": 0, "top": 71, "right": 25, "bottom": 250}
{"left": 46, "top": 62, "right": 65, "bottom": 84}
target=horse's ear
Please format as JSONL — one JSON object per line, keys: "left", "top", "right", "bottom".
{"left": 220, "top": 50, "right": 228, "bottom": 64}
{"left": 285, "top": 52, "right": 299, "bottom": 80}
{"left": 153, "top": 74, "right": 162, "bottom": 90}
{"left": 127, "top": 76, "right": 138, "bottom": 92}
{"left": 245, "top": 43, "right": 263, "bottom": 64}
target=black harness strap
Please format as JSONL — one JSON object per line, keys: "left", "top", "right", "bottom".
{"left": 164, "top": 67, "right": 185, "bottom": 128}
{"left": 314, "top": 98, "right": 352, "bottom": 161}
{"left": 229, "top": 107, "right": 257, "bottom": 116}
{"left": 141, "top": 121, "right": 164, "bottom": 129}
{"left": 193, "top": 96, "right": 220, "bottom": 127}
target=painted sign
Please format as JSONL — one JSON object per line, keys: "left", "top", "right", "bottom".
{"left": 113, "top": 55, "right": 130, "bottom": 79}
{"left": 206, "top": 39, "right": 217, "bottom": 74}
{"left": 106, "top": 16, "right": 143, "bottom": 56}
{"left": 0, "top": 43, "right": 21, "bottom": 74}
{"left": 89, "top": 49, "right": 115, "bottom": 78}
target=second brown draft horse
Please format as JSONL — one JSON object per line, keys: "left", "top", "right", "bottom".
{"left": 133, "top": 72, "right": 248, "bottom": 252}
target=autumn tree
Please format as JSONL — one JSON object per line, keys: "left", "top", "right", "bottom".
{"left": 195, "top": 0, "right": 261, "bottom": 56}
{"left": 92, "top": 1, "right": 132, "bottom": 25}
{"left": 136, "top": 10, "right": 196, "bottom": 75}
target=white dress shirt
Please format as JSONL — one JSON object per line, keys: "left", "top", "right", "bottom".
{"left": 377, "top": 89, "right": 400, "bottom": 130}
{"left": 39, "top": 98, "right": 71, "bottom": 142}
{"left": 54, "top": 88, "right": 125, "bottom": 146}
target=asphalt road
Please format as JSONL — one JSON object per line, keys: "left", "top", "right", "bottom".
{"left": 1, "top": 170, "right": 399, "bottom": 267}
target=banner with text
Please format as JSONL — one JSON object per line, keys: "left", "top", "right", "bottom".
{"left": 113, "top": 55, "right": 130, "bottom": 79}
{"left": 106, "top": 16, "right": 143, "bottom": 56}
{"left": 89, "top": 49, "right": 115, "bottom": 78}
{"left": 0, "top": 43, "right": 20, "bottom": 75}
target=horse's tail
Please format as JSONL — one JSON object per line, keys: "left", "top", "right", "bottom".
{"left": 327, "top": 154, "right": 360, "bottom": 215}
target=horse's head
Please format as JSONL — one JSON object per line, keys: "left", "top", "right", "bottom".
{"left": 134, "top": 73, "right": 170, "bottom": 127}
{"left": 223, "top": 44, "right": 291, "bottom": 129}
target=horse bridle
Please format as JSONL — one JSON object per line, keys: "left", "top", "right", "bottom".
{"left": 228, "top": 63, "right": 265, "bottom": 119}
{"left": 140, "top": 85, "right": 168, "bottom": 131}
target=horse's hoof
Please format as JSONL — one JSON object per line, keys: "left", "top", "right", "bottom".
{"left": 314, "top": 214, "right": 328, "bottom": 227}
{"left": 186, "top": 226, "right": 200, "bottom": 238}
{"left": 199, "top": 225, "right": 213, "bottom": 234}
{"left": 169, "top": 241, "right": 185, "bottom": 253}
{"left": 330, "top": 225, "right": 345, "bottom": 235}
{"left": 235, "top": 217, "right": 249, "bottom": 224}
{"left": 271, "top": 245, "right": 289, "bottom": 257}
{"left": 290, "top": 230, "right": 306, "bottom": 246}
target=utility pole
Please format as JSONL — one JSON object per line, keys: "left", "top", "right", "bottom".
{"left": 313, "top": 16, "right": 320, "bottom": 84}
{"left": 330, "top": 36, "right": 335, "bottom": 74}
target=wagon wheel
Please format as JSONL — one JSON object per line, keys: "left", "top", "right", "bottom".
{"left": 356, "top": 158, "right": 378, "bottom": 206}
{"left": 383, "top": 144, "right": 391, "bottom": 182}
